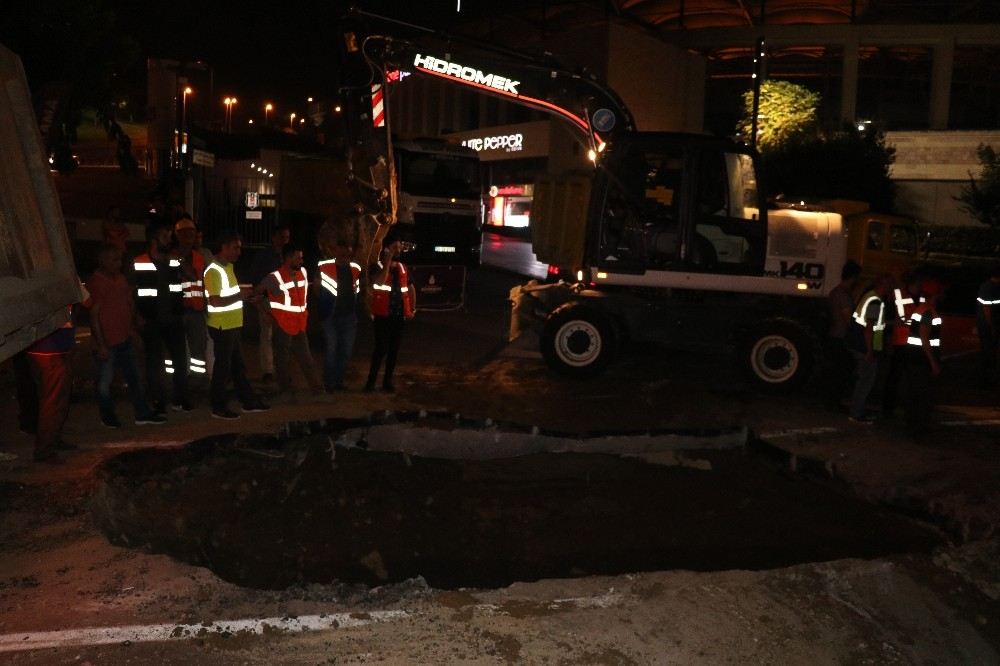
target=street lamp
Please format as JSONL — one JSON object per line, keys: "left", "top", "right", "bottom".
{"left": 181, "top": 86, "right": 193, "bottom": 153}
{"left": 264, "top": 103, "right": 273, "bottom": 125}
{"left": 290, "top": 112, "right": 296, "bottom": 129}
{"left": 224, "top": 97, "right": 237, "bottom": 133}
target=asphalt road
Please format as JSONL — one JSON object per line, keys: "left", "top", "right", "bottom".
{"left": 480, "top": 230, "right": 549, "bottom": 280}
{"left": 1, "top": 265, "right": 999, "bottom": 664}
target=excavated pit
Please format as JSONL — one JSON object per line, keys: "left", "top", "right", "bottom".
{"left": 92, "top": 412, "right": 943, "bottom": 590}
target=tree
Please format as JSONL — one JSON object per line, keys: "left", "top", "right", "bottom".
{"left": 737, "top": 80, "right": 819, "bottom": 153}
{"left": 763, "top": 126, "right": 897, "bottom": 212}
{"left": 735, "top": 79, "right": 896, "bottom": 211}
{"left": 955, "top": 144, "right": 1000, "bottom": 227}
{"left": 3, "top": 1, "right": 142, "bottom": 173}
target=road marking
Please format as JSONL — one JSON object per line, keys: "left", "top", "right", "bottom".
{"left": 940, "top": 419, "right": 1000, "bottom": 426}
{"left": 759, "top": 427, "right": 840, "bottom": 439}
{"left": 100, "top": 440, "right": 187, "bottom": 450}
{"left": 0, "top": 610, "right": 410, "bottom": 653}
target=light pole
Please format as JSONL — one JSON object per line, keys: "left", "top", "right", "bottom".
{"left": 289, "top": 112, "right": 296, "bottom": 129}
{"left": 223, "top": 97, "right": 232, "bottom": 132}
{"left": 181, "top": 87, "right": 192, "bottom": 153}
{"left": 224, "top": 97, "right": 237, "bottom": 133}
{"left": 265, "top": 103, "right": 273, "bottom": 126}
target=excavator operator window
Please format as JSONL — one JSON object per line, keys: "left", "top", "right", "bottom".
{"left": 691, "top": 150, "right": 765, "bottom": 275}
{"left": 599, "top": 145, "right": 686, "bottom": 270}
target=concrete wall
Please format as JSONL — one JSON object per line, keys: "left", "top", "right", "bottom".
{"left": 546, "top": 21, "right": 706, "bottom": 133}
{"left": 887, "top": 130, "right": 1000, "bottom": 225}
{"left": 606, "top": 22, "right": 705, "bottom": 133}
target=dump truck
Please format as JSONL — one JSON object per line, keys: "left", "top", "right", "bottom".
{"left": 0, "top": 43, "right": 84, "bottom": 363}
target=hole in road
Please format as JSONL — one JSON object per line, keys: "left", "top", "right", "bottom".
{"left": 92, "top": 413, "right": 942, "bottom": 590}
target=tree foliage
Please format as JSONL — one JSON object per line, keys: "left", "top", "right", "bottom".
{"left": 3, "top": 1, "right": 141, "bottom": 173}
{"left": 955, "top": 144, "right": 1000, "bottom": 227}
{"left": 763, "top": 127, "right": 897, "bottom": 212}
{"left": 735, "top": 79, "right": 896, "bottom": 211}
{"left": 737, "top": 80, "right": 819, "bottom": 153}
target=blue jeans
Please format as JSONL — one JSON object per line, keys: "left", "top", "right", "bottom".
{"left": 95, "top": 340, "right": 153, "bottom": 422}
{"left": 322, "top": 312, "right": 357, "bottom": 388}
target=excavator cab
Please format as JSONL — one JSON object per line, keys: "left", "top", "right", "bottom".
{"left": 532, "top": 133, "right": 768, "bottom": 281}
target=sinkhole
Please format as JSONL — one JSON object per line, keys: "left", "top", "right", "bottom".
{"left": 91, "top": 412, "right": 942, "bottom": 590}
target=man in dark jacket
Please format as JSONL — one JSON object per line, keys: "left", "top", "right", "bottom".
{"left": 132, "top": 222, "right": 189, "bottom": 413}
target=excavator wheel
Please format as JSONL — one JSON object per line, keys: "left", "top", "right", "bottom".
{"left": 540, "top": 303, "right": 617, "bottom": 378}
{"left": 739, "top": 319, "right": 815, "bottom": 392}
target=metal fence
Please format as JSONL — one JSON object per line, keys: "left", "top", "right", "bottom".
{"left": 196, "top": 174, "right": 278, "bottom": 247}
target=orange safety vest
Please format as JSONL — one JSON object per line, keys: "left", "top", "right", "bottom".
{"left": 370, "top": 261, "right": 415, "bottom": 319}
{"left": 175, "top": 249, "right": 206, "bottom": 311}
{"left": 267, "top": 265, "right": 309, "bottom": 335}
{"left": 890, "top": 288, "right": 924, "bottom": 347}
{"left": 317, "top": 258, "right": 362, "bottom": 298}
{"left": 908, "top": 302, "right": 942, "bottom": 350}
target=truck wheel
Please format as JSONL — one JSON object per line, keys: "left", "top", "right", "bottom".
{"left": 740, "top": 322, "right": 814, "bottom": 391}
{"left": 541, "top": 304, "right": 616, "bottom": 378}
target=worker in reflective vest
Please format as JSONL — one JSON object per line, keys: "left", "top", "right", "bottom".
{"left": 846, "top": 275, "right": 891, "bottom": 423}
{"left": 258, "top": 242, "right": 322, "bottom": 396}
{"left": 904, "top": 279, "right": 943, "bottom": 434}
{"left": 976, "top": 265, "right": 1000, "bottom": 388}
{"left": 132, "top": 222, "right": 189, "bottom": 414}
{"left": 317, "top": 239, "right": 363, "bottom": 391}
{"left": 173, "top": 217, "right": 209, "bottom": 379}
{"left": 365, "top": 229, "right": 416, "bottom": 393}
{"left": 881, "top": 273, "right": 924, "bottom": 418}
{"left": 203, "top": 231, "right": 268, "bottom": 420}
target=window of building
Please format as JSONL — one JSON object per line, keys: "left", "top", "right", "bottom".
{"left": 857, "top": 46, "right": 933, "bottom": 130}
{"left": 950, "top": 46, "right": 1000, "bottom": 130}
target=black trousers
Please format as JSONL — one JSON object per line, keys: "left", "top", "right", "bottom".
{"left": 141, "top": 320, "right": 188, "bottom": 406}
{"left": 208, "top": 326, "right": 256, "bottom": 411}
{"left": 881, "top": 345, "right": 909, "bottom": 415}
{"left": 367, "top": 316, "right": 404, "bottom": 387}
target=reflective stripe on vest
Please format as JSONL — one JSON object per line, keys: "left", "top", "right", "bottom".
{"left": 133, "top": 255, "right": 183, "bottom": 299}
{"left": 178, "top": 251, "right": 206, "bottom": 310}
{"left": 268, "top": 267, "right": 308, "bottom": 312}
{"left": 204, "top": 263, "right": 243, "bottom": 313}
{"left": 891, "top": 288, "right": 925, "bottom": 346}
{"left": 852, "top": 293, "right": 886, "bottom": 331}
{"left": 907, "top": 309, "right": 942, "bottom": 348}
{"left": 370, "top": 262, "right": 414, "bottom": 318}
{"left": 268, "top": 266, "right": 309, "bottom": 334}
{"left": 317, "top": 259, "right": 361, "bottom": 297}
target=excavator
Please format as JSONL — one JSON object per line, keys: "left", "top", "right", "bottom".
{"left": 339, "top": 9, "right": 849, "bottom": 389}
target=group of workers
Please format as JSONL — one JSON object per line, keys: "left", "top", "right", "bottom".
{"left": 136, "top": 218, "right": 417, "bottom": 421}
{"left": 16, "top": 215, "right": 417, "bottom": 463}
{"left": 828, "top": 260, "right": 1000, "bottom": 431}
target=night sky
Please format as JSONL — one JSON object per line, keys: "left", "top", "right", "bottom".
{"left": 111, "top": 1, "right": 489, "bottom": 117}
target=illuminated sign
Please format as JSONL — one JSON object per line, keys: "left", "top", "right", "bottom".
{"left": 245, "top": 192, "right": 259, "bottom": 209}
{"left": 385, "top": 70, "right": 411, "bottom": 83}
{"left": 413, "top": 54, "right": 520, "bottom": 95}
{"left": 462, "top": 133, "right": 523, "bottom": 153}
{"left": 489, "top": 184, "right": 530, "bottom": 197}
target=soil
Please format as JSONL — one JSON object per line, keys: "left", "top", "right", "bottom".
{"left": 90, "top": 416, "right": 940, "bottom": 590}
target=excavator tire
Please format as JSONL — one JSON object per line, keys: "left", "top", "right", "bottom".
{"left": 540, "top": 303, "right": 617, "bottom": 378}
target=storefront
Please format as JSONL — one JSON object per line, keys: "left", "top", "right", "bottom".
{"left": 447, "top": 120, "right": 552, "bottom": 233}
